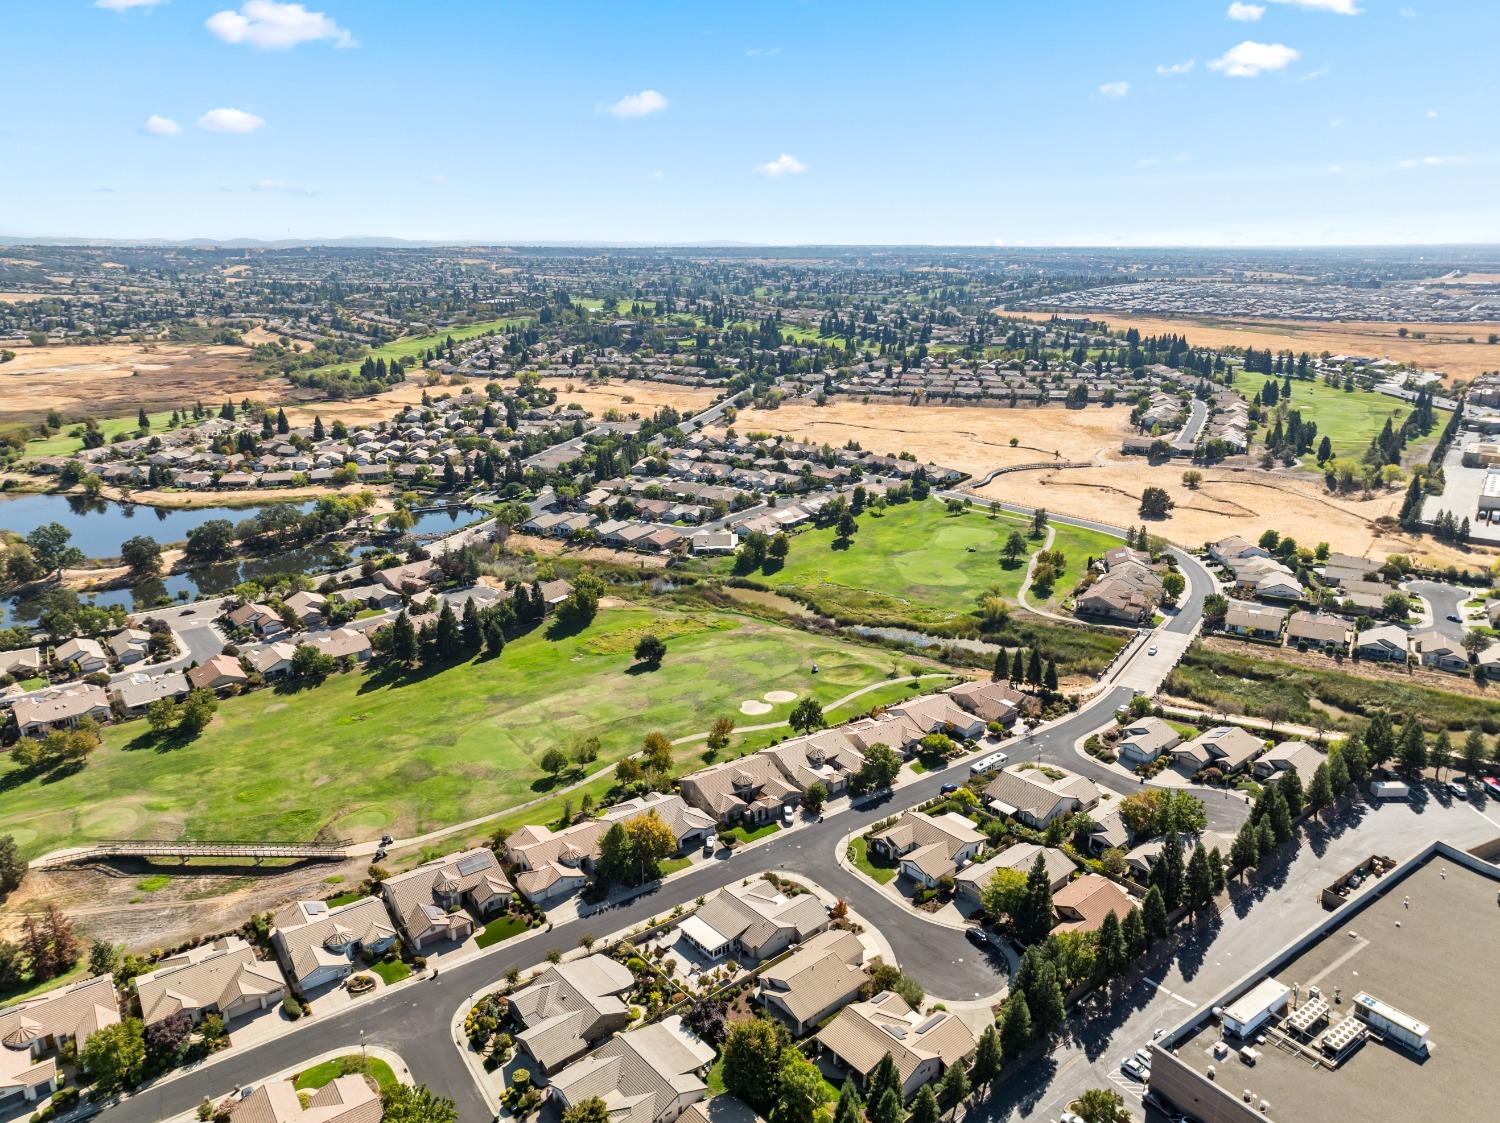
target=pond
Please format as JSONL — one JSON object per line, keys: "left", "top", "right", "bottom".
{"left": 0, "top": 492, "right": 313, "bottom": 560}
{"left": 402, "top": 505, "right": 485, "bottom": 535}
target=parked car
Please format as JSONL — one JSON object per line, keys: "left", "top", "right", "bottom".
{"left": 1148, "top": 644, "right": 1159, "bottom": 656}
{"left": 940, "top": 782, "right": 960, "bottom": 794}
{"left": 1448, "top": 780, "right": 1470, "bottom": 799}
{"left": 781, "top": 805, "right": 795, "bottom": 825}
{"left": 703, "top": 836, "right": 716, "bottom": 856}
{"left": 1447, "top": 613, "right": 1462, "bottom": 623}
{"left": 1482, "top": 776, "right": 1500, "bottom": 801}
{"left": 1121, "top": 1055, "right": 1150, "bottom": 1082}
{"left": 965, "top": 926, "right": 990, "bottom": 946}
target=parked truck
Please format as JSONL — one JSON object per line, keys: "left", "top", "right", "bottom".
{"left": 1369, "top": 780, "right": 1410, "bottom": 800}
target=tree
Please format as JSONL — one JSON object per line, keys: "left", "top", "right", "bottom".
{"left": 970, "top": 1024, "right": 1002, "bottom": 1092}
{"left": 291, "top": 643, "right": 337, "bottom": 682}
{"left": 461, "top": 598, "right": 483, "bottom": 654}
{"left": 907, "top": 1084, "right": 940, "bottom": 1123}
{"left": 88, "top": 937, "right": 120, "bottom": 978}
{"left": 777, "top": 1046, "right": 826, "bottom": 1123}
{"left": 145, "top": 697, "right": 179, "bottom": 735}
{"left": 540, "top": 747, "right": 569, "bottom": 777}
{"left": 1016, "top": 853, "right": 1055, "bottom": 945}
{"left": 1181, "top": 469, "right": 1203, "bottom": 488}
{"left": 26, "top": 522, "right": 84, "bottom": 574}
{"left": 1121, "top": 907, "right": 1147, "bottom": 959}
{"left": 1186, "top": 843, "right": 1213, "bottom": 911}
{"left": 835, "top": 510, "right": 858, "bottom": 543}
{"left": 1139, "top": 487, "right": 1173, "bottom": 518}
{"left": 1396, "top": 717, "right": 1427, "bottom": 782}
{"left": 434, "top": 601, "right": 461, "bottom": 661}
{"left": 979, "top": 867, "right": 1027, "bottom": 925}
{"left": 833, "top": 1078, "right": 864, "bottom": 1123}
{"left": 868, "top": 1052, "right": 903, "bottom": 1111}
{"left": 1026, "top": 647, "right": 1043, "bottom": 687}
{"left": 707, "top": 717, "right": 735, "bottom": 752}
{"left": 1074, "top": 1087, "right": 1130, "bottom": 1123}
{"left": 634, "top": 634, "right": 667, "bottom": 666}
{"left": 562, "top": 1100, "right": 612, "bottom": 1123}
{"left": 803, "top": 781, "right": 827, "bottom": 814}
{"left": 1002, "top": 530, "right": 1027, "bottom": 564}
{"left": 82, "top": 1018, "right": 147, "bottom": 1091}
{"left": 120, "top": 535, "right": 162, "bottom": 580}
{"left": 852, "top": 742, "right": 902, "bottom": 793}
{"left": 380, "top": 1083, "right": 458, "bottom": 1123}
{"left": 1142, "top": 885, "right": 1169, "bottom": 942}
{"left": 721, "top": 1019, "right": 784, "bottom": 1115}
{"left": 1306, "top": 761, "right": 1334, "bottom": 816}
{"left": 623, "top": 812, "right": 677, "bottom": 883}
{"left": 642, "top": 730, "right": 674, "bottom": 773}
{"left": 1160, "top": 570, "right": 1186, "bottom": 605}
{"left": 1149, "top": 831, "right": 1185, "bottom": 911}
{"left": 183, "top": 519, "right": 235, "bottom": 564}
{"left": 0, "top": 835, "right": 27, "bottom": 898}
{"left": 390, "top": 611, "right": 418, "bottom": 664}
{"left": 1095, "top": 910, "right": 1128, "bottom": 982}
{"left": 999, "top": 991, "right": 1032, "bottom": 1060}
{"left": 788, "top": 697, "right": 825, "bottom": 734}
{"left": 1027, "top": 959, "right": 1066, "bottom": 1036}
{"left": 1462, "top": 728, "right": 1489, "bottom": 779}
{"left": 145, "top": 1010, "right": 193, "bottom": 1065}
{"left": 176, "top": 689, "right": 217, "bottom": 736}
{"left": 938, "top": 1059, "right": 970, "bottom": 1117}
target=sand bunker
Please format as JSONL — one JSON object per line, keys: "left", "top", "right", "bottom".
{"left": 739, "top": 700, "right": 773, "bottom": 716}
{"left": 764, "top": 690, "right": 797, "bottom": 704}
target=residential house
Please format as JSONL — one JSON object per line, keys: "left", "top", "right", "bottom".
{"left": 1084, "top": 808, "right": 1129, "bottom": 856}
{"left": 1252, "top": 740, "right": 1324, "bottom": 786}
{"left": 1356, "top": 624, "right": 1411, "bottom": 663}
{"left": 225, "top": 1076, "right": 380, "bottom": 1123}
{"left": 226, "top": 603, "right": 286, "bottom": 638}
{"left": 984, "top": 765, "right": 1100, "bottom": 829}
{"left": 1222, "top": 602, "right": 1287, "bottom": 641}
{"left": 283, "top": 591, "right": 327, "bottom": 626}
{"left": 678, "top": 755, "right": 801, "bottom": 826}
{"left": 11, "top": 684, "right": 110, "bottom": 736}
{"left": 757, "top": 929, "right": 868, "bottom": 1035}
{"left": 133, "top": 937, "right": 286, "bottom": 1028}
{"left": 1116, "top": 717, "right": 1182, "bottom": 768}
{"left": 1051, "top": 874, "right": 1136, "bottom": 934}
{"left": 306, "top": 627, "right": 373, "bottom": 663}
{"left": 680, "top": 1096, "right": 765, "bottom": 1123}
{"left": 1170, "top": 725, "right": 1265, "bottom": 776}
{"left": 107, "top": 628, "right": 153, "bottom": 666}
{"left": 510, "top": 954, "right": 635, "bottom": 1076}
{"left": 1208, "top": 536, "right": 1270, "bottom": 567}
{"left": 53, "top": 638, "right": 106, "bottom": 674}
{"left": 0, "top": 647, "right": 42, "bottom": 680}
{"left": 868, "top": 811, "right": 985, "bottom": 887}
{"left": 547, "top": 1016, "right": 715, "bottom": 1123}
{"left": 884, "top": 694, "right": 987, "bottom": 741}
{"left": 677, "top": 879, "right": 829, "bottom": 962}
{"left": 956, "top": 842, "right": 1075, "bottom": 905}
{"left": 379, "top": 847, "right": 512, "bottom": 950}
{"left": 245, "top": 642, "right": 297, "bottom": 680}
{"left": 270, "top": 898, "right": 397, "bottom": 993}
{"left": 110, "top": 670, "right": 189, "bottom": 714}
{"left": 757, "top": 730, "right": 866, "bottom": 798}
{"left": 1123, "top": 832, "right": 1234, "bottom": 881}
{"left": 0, "top": 974, "right": 120, "bottom": 1106}
{"left": 1076, "top": 561, "right": 1163, "bottom": 623}
{"left": 816, "top": 991, "right": 977, "bottom": 1100}
{"left": 943, "top": 678, "right": 1038, "bottom": 727}
{"left": 1411, "top": 630, "right": 1468, "bottom": 673}
{"left": 188, "top": 653, "right": 251, "bottom": 693}
{"left": 375, "top": 559, "right": 439, "bottom": 595}
{"left": 1286, "top": 612, "right": 1353, "bottom": 654}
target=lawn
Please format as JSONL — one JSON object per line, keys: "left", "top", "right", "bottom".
{"left": 326, "top": 891, "right": 364, "bottom": 908}
{"left": 1256, "top": 378, "right": 1450, "bottom": 465}
{"left": 367, "top": 959, "right": 411, "bottom": 986}
{"left": 25, "top": 409, "right": 178, "bottom": 458}
{"left": 475, "top": 914, "right": 532, "bottom": 949}
{"left": 725, "top": 822, "right": 780, "bottom": 845}
{"left": 722, "top": 499, "right": 1037, "bottom": 628}
{"left": 295, "top": 1055, "right": 398, "bottom": 1095}
{"left": 0, "top": 605, "right": 913, "bottom": 859}
{"left": 847, "top": 835, "right": 898, "bottom": 885}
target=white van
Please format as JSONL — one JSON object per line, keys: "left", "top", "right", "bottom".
{"left": 969, "top": 751, "right": 1008, "bottom": 777}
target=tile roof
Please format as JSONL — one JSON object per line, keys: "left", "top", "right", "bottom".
{"left": 133, "top": 937, "right": 284, "bottom": 1025}
{"left": 228, "top": 1074, "right": 382, "bottom": 1123}
{"left": 1052, "top": 874, "right": 1136, "bottom": 934}
{"left": 815, "top": 991, "right": 976, "bottom": 1089}
{"left": 0, "top": 973, "right": 119, "bottom": 1095}
{"left": 270, "top": 897, "right": 395, "bottom": 986}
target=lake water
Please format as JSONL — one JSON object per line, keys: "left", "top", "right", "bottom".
{"left": 404, "top": 505, "right": 483, "bottom": 535}
{"left": 0, "top": 492, "right": 313, "bottom": 560}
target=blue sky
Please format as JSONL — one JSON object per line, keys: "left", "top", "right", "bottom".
{"left": 3, "top": 0, "right": 1496, "bottom": 245}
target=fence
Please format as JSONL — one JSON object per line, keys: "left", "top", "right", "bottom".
{"left": 38, "top": 838, "right": 353, "bottom": 867}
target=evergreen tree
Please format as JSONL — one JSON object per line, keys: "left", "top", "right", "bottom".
{"left": 1142, "top": 885, "right": 1169, "bottom": 942}
{"left": 1149, "top": 831, "right": 1185, "bottom": 911}
{"left": 1256, "top": 816, "right": 1277, "bottom": 859}
{"left": 832, "top": 1078, "right": 863, "bottom": 1123}
{"left": 1043, "top": 659, "right": 1058, "bottom": 692}
{"left": 1306, "top": 762, "right": 1334, "bottom": 815}
{"left": 1096, "top": 910, "right": 1128, "bottom": 981}
{"left": 970, "top": 1025, "right": 1002, "bottom": 1092}
{"left": 1396, "top": 717, "right": 1427, "bottom": 782}
{"left": 1266, "top": 787, "right": 1293, "bottom": 844}
{"left": 907, "top": 1086, "right": 939, "bottom": 1123}
{"left": 276, "top": 407, "right": 289, "bottom": 434}
{"left": 1328, "top": 749, "right": 1351, "bottom": 798}
{"left": 483, "top": 618, "right": 506, "bottom": 658}
{"left": 390, "top": 611, "right": 418, "bottom": 664}
{"left": 870, "top": 1089, "right": 903, "bottom": 1123}
{"left": 313, "top": 415, "right": 326, "bottom": 441}
{"left": 999, "top": 992, "right": 1032, "bottom": 1061}
{"left": 461, "top": 598, "right": 483, "bottom": 653}
{"left": 1207, "top": 847, "right": 1227, "bottom": 896}
{"left": 1186, "top": 843, "right": 1212, "bottom": 911}
{"left": 1026, "top": 647, "right": 1043, "bottom": 686}
{"left": 938, "top": 1059, "right": 969, "bottom": 1117}
{"left": 1017, "top": 853, "right": 1055, "bottom": 945}
{"left": 1010, "top": 648, "right": 1024, "bottom": 683}
{"left": 1462, "top": 728, "right": 1489, "bottom": 778}
{"left": 1028, "top": 960, "right": 1066, "bottom": 1036}
{"left": 138, "top": 407, "right": 150, "bottom": 429}
{"left": 1278, "top": 769, "right": 1304, "bottom": 817}
{"left": 1431, "top": 729, "right": 1452, "bottom": 780}
{"left": 434, "top": 602, "right": 461, "bottom": 661}
{"left": 1121, "top": 907, "right": 1147, "bottom": 958}
{"left": 869, "top": 1053, "right": 903, "bottom": 1111}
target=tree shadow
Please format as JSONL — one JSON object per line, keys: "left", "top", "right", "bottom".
{"left": 830, "top": 538, "right": 854, "bottom": 551}
{"left": 624, "top": 661, "right": 662, "bottom": 676}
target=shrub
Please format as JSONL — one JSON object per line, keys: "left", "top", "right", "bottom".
{"left": 281, "top": 995, "right": 304, "bottom": 1020}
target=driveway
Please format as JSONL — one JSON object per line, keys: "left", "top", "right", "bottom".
{"left": 1404, "top": 578, "right": 1470, "bottom": 643}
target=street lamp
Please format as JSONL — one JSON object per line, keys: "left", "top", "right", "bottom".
{"left": 360, "top": 1028, "right": 366, "bottom": 1063}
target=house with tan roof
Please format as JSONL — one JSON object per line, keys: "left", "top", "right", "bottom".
{"left": 107, "top": 628, "right": 153, "bottom": 665}
{"left": 815, "top": 991, "right": 976, "bottom": 1100}
{"left": 956, "top": 842, "right": 1076, "bottom": 905}
{"left": 1170, "top": 725, "right": 1265, "bottom": 776}
{"left": 510, "top": 954, "right": 635, "bottom": 1076}
{"left": 757, "top": 928, "right": 869, "bottom": 1034}
{"left": 548, "top": 1015, "right": 715, "bottom": 1123}
{"left": 378, "top": 847, "right": 511, "bottom": 950}
{"left": 884, "top": 694, "right": 986, "bottom": 741}
{"left": 0, "top": 647, "right": 42, "bottom": 679}
{"left": 0, "top": 974, "right": 120, "bottom": 1106}
{"left": 680, "top": 1096, "right": 765, "bottom": 1123}
{"left": 984, "top": 764, "right": 1100, "bottom": 829}
{"left": 943, "top": 678, "right": 1037, "bottom": 727}
{"left": 869, "top": 811, "right": 985, "bottom": 887}
{"left": 226, "top": 1074, "right": 381, "bottom": 1123}
{"left": 53, "top": 637, "right": 107, "bottom": 674}
{"left": 1117, "top": 717, "right": 1181, "bottom": 768}
{"left": 133, "top": 937, "right": 285, "bottom": 1028}
{"left": 270, "top": 897, "right": 396, "bottom": 993}
{"left": 1251, "top": 740, "right": 1325, "bottom": 785}
{"left": 1051, "top": 873, "right": 1136, "bottom": 935}
{"left": 678, "top": 755, "right": 801, "bottom": 826}
{"left": 188, "top": 652, "right": 251, "bottom": 693}
{"left": 10, "top": 684, "right": 110, "bottom": 737}
{"left": 1222, "top": 601, "right": 1287, "bottom": 641}
{"left": 1285, "top": 611, "right": 1353, "bottom": 654}
{"left": 757, "top": 729, "right": 866, "bottom": 797}
{"left": 677, "top": 879, "right": 829, "bottom": 963}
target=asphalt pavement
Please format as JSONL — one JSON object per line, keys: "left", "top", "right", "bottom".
{"left": 1405, "top": 578, "right": 1470, "bottom": 643}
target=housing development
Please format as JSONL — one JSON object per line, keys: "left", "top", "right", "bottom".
{"left": 4, "top": 5, "right": 1500, "bottom": 1123}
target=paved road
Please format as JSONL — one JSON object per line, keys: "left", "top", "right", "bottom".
{"left": 1405, "top": 578, "right": 1469, "bottom": 643}
{"left": 1170, "top": 400, "right": 1208, "bottom": 452}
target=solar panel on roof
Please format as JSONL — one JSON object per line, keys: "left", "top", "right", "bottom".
{"left": 456, "top": 852, "right": 493, "bottom": 876}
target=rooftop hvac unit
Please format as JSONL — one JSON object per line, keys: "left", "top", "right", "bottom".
{"left": 1240, "top": 1047, "right": 1261, "bottom": 1065}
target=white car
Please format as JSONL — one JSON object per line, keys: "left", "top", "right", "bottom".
{"left": 1148, "top": 644, "right": 1159, "bottom": 656}
{"left": 1121, "top": 1055, "right": 1150, "bottom": 1082}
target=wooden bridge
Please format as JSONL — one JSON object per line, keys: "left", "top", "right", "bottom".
{"left": 36, "top": 838, "right": 353, "bottom": 868}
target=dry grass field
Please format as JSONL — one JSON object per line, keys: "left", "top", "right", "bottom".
{"left": 1013, "top": 310, "right": 1500, "bottom": 382}
{"left": 0, "top": 340, "right": 267, "bottom": 424}
{"left": 0, "top": 292, "right": 63, "bottom": 303}
{"left": 722, "top": 398, "right": 1130, "bottom": 478}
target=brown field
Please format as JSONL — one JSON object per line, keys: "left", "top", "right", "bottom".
{"left": 0, "top": 340, "right": 270, "bottom": 424}
{"left": 282, "top": 376, "right": 719, "bottom": 429}
{"left": 0, "top": 292, "right": 65, "bottom": 304}
{"left": 721, "top": 398, "right": 1130, "bottom": 478}
{"left": 973, "top": 456, "right": 1496, "bottom": 569}
{"left": 1012, "top": 310, "right": 1500, "bottom": 382}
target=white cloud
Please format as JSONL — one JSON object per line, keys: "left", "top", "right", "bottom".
{"left": 1329, "top": 116, "right": 1344, "bottom": 128}
{"left": 1400, "top": 6, "right": 1417, "bottom": 15}
{"left": 644, "top": 169, "right": 666, "bottom": 182}
{"left": 1266, "top": 0, "right": 1360, "bottom": 12}
{"left": 252, "top": 178, "right": 313, "bottom": 195}
{"left": 142, "top": 115, "right": 181, "bottom": 136}
{"left": 1227, "top": 3, "right": 1265, "bottom": 20}
{"left": 1426, "top": 109, "right": 1439, "bottom": 118}
{"left": 96, "top": 0, "right": 164, "bottom": 10}
{"left": 1208, "top": 41, "right": 1300, "bottom": 77}
{"left": 197, "top": 107, "right": 266, "bottom": 133}
{"left": 756, "top": 153, "right": 807, "bottom": 177}
{"left": 1155, "top": 59, "right": 1195, "bottom": 76}
{"left": 603, "top": 89, "right": 668, "bottom": 118}
{"left": 1098, "top": 81, "right": 1130, "bottom": 99}
{"left": 206, "top": 2, "right": 355, "bottom": 50}
{"left": 745, "top": 47, "right": 782, "bottom": 57}
{"left": 1399, "top": 155, "right": 1461, "bottom": 168}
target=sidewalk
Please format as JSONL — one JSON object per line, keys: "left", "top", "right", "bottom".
{"left": 159, "top": 1045, "right": 413, "bottom": 1123}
